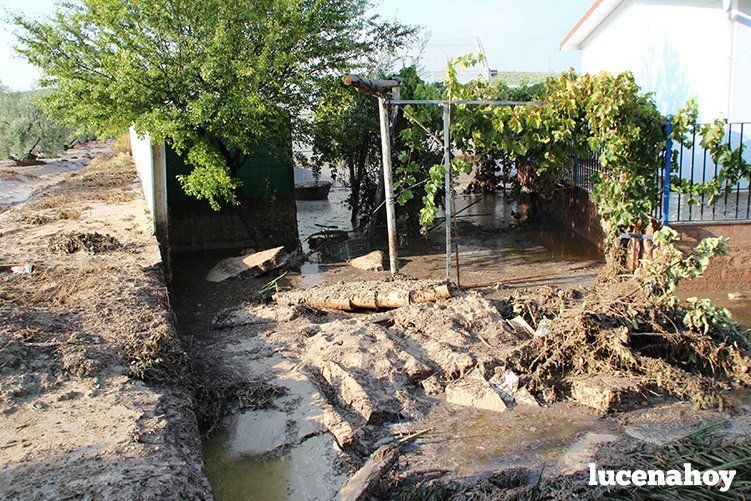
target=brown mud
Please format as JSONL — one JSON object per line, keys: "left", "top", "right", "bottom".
{"left": 174, "top": 186, "right": 751, "bottom": 499}
{"left": 0, "top": 141, "right": 211, "bottom": 498}
{"left": 5, "top": 142, "right": 750, "bottom": 500}
{"left": 196, "top": 273, "right": 751, "bottom": 499}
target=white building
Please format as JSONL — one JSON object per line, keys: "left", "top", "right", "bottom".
{"left": 561, "top": 0, "right": 751, "bottom": 122}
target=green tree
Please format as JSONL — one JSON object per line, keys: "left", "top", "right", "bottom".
{"left": 14, "top": 0, "right": 412, "bottom": 209}
{"left": 307, "top": 75, "right": 382, "bottom": 228}
{"left": 307, "top": 65, "right": 431, "bottom": 230}
{"left": 0, "top": 86, "right": 72, "bottom": 163}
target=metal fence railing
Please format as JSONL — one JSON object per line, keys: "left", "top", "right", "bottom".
{"left": 569, "top": 121, "right": 751, "bottom": 225}
{"left": 571, "top": 151, "right": 602, "bottom": 192}
{"left": 666, "top": 121, "right": 750, "bottom": 223}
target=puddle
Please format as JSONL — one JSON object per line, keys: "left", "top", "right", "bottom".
{"left": 203, "top": 424, "right": 346, "bottom": 501}
{"left": 404, "top": 401, "right": 620, "bottom": 480}
{"left": 203, "top": 427, "right": 292, "bottom": 500}
{"left": 678, "top": 289, "right": 751, "bottom": 327}
{"left": 296, "top": 186, "right": 353, "bottom": 254}
{"left": 169, "top": 250, "right": 276, "bottom": 335}
{"left": 293, "top": 192, "right": 604, "bottom": 289}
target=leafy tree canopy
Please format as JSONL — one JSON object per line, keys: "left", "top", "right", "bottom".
{"left": 14, "top": 0, "right": 413, "bottom": 208}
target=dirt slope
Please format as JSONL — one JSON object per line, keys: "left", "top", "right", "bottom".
{"left": 0, "top": 142, "right": 211, "bottom": 499}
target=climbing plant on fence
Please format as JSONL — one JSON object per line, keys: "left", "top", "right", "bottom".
{"left": 670, "top": 99, "right": 751, "bottom": 205}
{"left": 395, "top": 59, "right": 750, "bottom": 263}
{"left": 396, "top": 62, "right": 667, "bottom": 252}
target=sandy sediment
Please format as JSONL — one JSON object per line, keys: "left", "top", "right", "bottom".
{"left": 0, "top": 142, "right": 211, "bottom": 499}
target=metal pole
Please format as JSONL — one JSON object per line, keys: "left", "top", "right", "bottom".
{"left": 662, "top": 115, "right": 673, "bottom": 227}
{"left": 378, "top": 97, "right": 399, "bottom": 275}
{"left": 443, "top": 103, "right": 452, "bottom": 282}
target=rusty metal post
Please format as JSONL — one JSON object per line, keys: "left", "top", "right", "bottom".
{"left": 378, "top": 96, "right": 399, "bottom": 276}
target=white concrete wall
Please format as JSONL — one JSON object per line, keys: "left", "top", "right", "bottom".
{"left": 129, "top": 127, "right": 156, "bottom": 219}
{"left": 580, "top": 0, "right": 732, "bottom": 121}
{"left": 129, "top": 127, "right": 168, "bottom": 243}
{"left": 730, "top": 0, "right": 751, "bottom": 120}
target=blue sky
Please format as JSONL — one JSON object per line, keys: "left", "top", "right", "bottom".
{"left": 0, "top": 0, "right": 591, "bottom": 90}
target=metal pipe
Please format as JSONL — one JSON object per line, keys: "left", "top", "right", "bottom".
{"left": 443, "top": 103, "right": 452, "bottom": 282}
{"left": 377, "top": 96, "right": 399, "bottom": 275}
{"left": 387, "top": 99, "right": 540, "bottom": 106}
{"left": 662, "top": 115, "right": 673, "bottom": 227}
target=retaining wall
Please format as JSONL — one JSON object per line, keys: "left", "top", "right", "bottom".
{"left": 545, "top": 185, "right": 751, "bottom": 290}
{"left": 544, "top": 186, "right": 606, "bottom": 250}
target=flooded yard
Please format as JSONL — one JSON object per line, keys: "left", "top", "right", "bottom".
{"left": 167, "top": 189, "right": 750, "bottom": 500}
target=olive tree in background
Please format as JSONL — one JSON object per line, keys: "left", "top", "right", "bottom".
{"left": 0, "top": 86, "right": 72, "bottom": 164}
{"left": 14, "top": 0, "right": 413, "bottom": 209}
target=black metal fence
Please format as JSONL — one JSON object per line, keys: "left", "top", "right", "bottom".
{"left": 571, "top": 151, "right": 602, "bottom": 192}
{"left": 570, "top": 121, "right": 751, "bottom": 224}
{"left": 666, "top": 121, "right": 750, "bottom": 223}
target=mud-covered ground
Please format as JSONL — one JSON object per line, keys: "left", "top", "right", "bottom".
{"left": 0, "top": 142, "right": 210, "bottom": 498}
{"left": 197, "top": 276, "right": 751, "bottom": 499}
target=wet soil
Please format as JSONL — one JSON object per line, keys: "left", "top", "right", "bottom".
{"left": 194, "top": 282, "right": 751, "bottom": 500}
{"left": 0, "top": 142, "right": 210, "bottom": 498}
{"left": 0, "top": 141, "right": 113, "bottom": 208}
{"left": 172, "top": 188, "right": 751, "bottom": 500}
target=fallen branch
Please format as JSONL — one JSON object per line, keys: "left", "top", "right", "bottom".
{"left": 337, "top": 428, "right": 432, "bottom": 501}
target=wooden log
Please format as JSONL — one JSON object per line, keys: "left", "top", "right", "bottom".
{"left": 308, "top": 298, "right": 354, "bottom": 311}
{"left": 336, "top": 444, "right": 399, "bottom": 501}
{"left": 378, "top": 97, "right": 399, "bottom": 276}
{"left": 374, "top": 289, "right": 410, "bottom": 309}
{"left": 351, "top": 291, "right": 378, "bottom": 310}
{"left": 411, "top": 284, "right": 451, "bottom": 304}
{"left": 337, "top": 428, "right": 431, "bottom": 501}
{"left": 276, "top": 283, "right": 451, "bottom": 311}
{"left": 343, "top": 74, "right": 398, "bottom": 97}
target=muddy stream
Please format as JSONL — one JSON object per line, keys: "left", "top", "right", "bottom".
{"left": 169, "top": 189, "right": 750, "bottom": 500}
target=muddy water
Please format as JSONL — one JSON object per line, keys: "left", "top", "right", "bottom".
{"left": 677, "top": 289, "right": 751, "bottom": 327}
{"left": 175, "top": 190, "right": 751, "bottom": 499}
{"left": 202, "top": 427, "right": 291, "bottom": 500}
{"left": 405, "top": 401, "right": 620, "bottom": 480}
{"left": 294, "top": 192, "right": 604, "bottom": 290}
{"left": 173, "top": 191, "right": 607, "bottom": 500}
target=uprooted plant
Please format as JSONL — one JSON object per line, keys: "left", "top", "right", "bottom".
{"left": 496, "top": 230, "right": 751, "bottom": 410}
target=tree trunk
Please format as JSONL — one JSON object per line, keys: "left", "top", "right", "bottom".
{"left": 348, "top": 158, "right": 359, "bottom": 228}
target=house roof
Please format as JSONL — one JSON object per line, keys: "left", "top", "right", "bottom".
{"left": 560, "top": 0, "right": 626, "bottom": 50}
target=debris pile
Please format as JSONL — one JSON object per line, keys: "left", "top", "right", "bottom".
{"left": 203, "top": 275, "right": 751, "bottom": 498}
{"left": 208, "top": 282, "right": 536, "bottom": 457}
{"left": 48, "top": 231, "right": 122, "bottom": 254}
{"left": 499, "top": 280, "right": 751, "bottom": 409}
